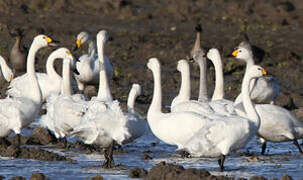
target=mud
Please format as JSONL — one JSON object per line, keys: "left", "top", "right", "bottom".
{"left": 0, "top": 0, "right": 302, "bottom": 178}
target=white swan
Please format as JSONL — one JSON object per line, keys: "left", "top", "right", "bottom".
{"left": 124, "top": 83, "right": 147, "bottom": 142}
{"left": 0, "top": 55, "right": 14, "bottom": 82}
{"left": 38, "top": 49, "right": 88, "bottom": 141}
{"left": 0, "top": 34, "right": 54, "bottom": 146}
{"left": 206, "top": 48, "right": 236, "bottom": 116}
{"left": 183, "top": 65, "right": 266, "bottom": 171}
{"left": 6, "top": 47, "right": 71, "bottom": 102}
{"left": 147, "top": 57, "right": 212, "bottom": 150}
{"left": 71, "top": 30, "right": 145, "bottom": 168}
{"left": 232, "top": 41, "right": 280, "bottom": 104}
{"left": 170, "top": 59, "right": 214, "bottom": 115}
{"left": 73, "top": 31, "right": 113, "bottom": 91}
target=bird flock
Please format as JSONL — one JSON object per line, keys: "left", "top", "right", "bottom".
{"left": 0, "top": 24, "right": 302, "bottom": 172}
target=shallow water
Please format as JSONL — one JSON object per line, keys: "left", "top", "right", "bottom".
{"left": 1, "top": 126, "right": 303, "bottom": 179}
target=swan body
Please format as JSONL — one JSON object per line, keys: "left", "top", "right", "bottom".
{"left": 170, "top": 59, "right": 214, "bottom": 115}
{"left": 235, "top": 100, "right": 303, "bottom": 154}
{"left": 0, "top": 55, "right": 14, "bottom": 82}
{"left": 74, "top": 31, "right": 113, "bottom": 91}
{"left": 232, "top": 41, "right": 280, "bottom": 104}
{"left": 183, "top": 65, "right": 265, "bottom": 171}
{"left": 7, "top": 48, "right": 72, "bottom": 102}
{"left": 147, "top": 57, "right": 212, "bottom": 149}
{"left": 0, "top": 34, "right": 54, "bottom": 139}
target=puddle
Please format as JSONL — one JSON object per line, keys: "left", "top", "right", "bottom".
{"left": 1, "top": 126, "right": 303, "bottom": 179}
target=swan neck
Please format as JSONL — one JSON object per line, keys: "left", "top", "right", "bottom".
{"left": 242, "top": 74, "right": 260, "bottom": 129}
{"left": 211, "top": 56, "right": 224, "bottom": 100}
{"left": 127, "top": 89, "right": 138, "bottom": 113}
{"left": 13, "top": 36, "right": 21, "bottom": 49}
{"left": 61, "top": 60, "right": 72, "bottom": 96}
{"left": 178, "top": 66, "right": 191, "bottom": 101}
{"left": 97, "top": 40, "right": 112, "bottom": 101}
{"left": 88, "top": 39, "right": 96, "bottom": 57}
{"left": 148, "top": 67, "right": 162, "bottom": 115}
{"left": 197, "top": 59, "right": 208, "bottom": 101}
{"left": 27, "top": 43, "right": 42, "bottom": 104}
{"left": 245, "top": 57, "right": 255, "bottom": 71}
{"left": 46, "top": 54, "right": 61, "bottom": 79}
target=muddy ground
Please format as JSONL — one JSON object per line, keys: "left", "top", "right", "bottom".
{"left": 0, "top": 0, "right": 302, "bottom": 179}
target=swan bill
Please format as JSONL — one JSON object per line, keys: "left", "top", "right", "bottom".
{"left": 232, "top": 49, "right": 239, "bottom": 57}
{"left": 76, "top": 39, "right": 82, "bottom": 48}
{"left": 261, "top": 69, "right": 267, "bottom": 75}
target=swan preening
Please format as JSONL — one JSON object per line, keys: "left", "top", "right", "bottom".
{"left": 73, "top": 31, "right": 114, "bottom": 91}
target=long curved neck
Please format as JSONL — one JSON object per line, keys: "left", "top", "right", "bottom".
{"left": 46, "top": 54, "right": 61, "bottom": 80}
{"left": 148, "top": 67, "right": 162, "bottom": 115}
{"left": 61, "top": 60, "right": 72, "bottom": 96}
{"left": 127, "top": 89, "right": 138, "bottom": 113}
{"left": 175, "top": 65, "right": 191, "bottom": 104}
{"left": 27, "top": 42, "right": 42, "bottom": 104}
{"left": 13, "top": 36, "right": 21, "bottom": 50}
{"left": 242, "top": 73, "right": 260, "bottom": 129}
{"left": 197, "top": 59, "right": 208, "bottom": 102}
{"left": 88, "top": 39, "right": 96, "bottom": 57}
{"left": 211, "top": 56, "right": 224, "bottom": 100}
{"left": 192, "top": 32, "right": 201, "bottom": 54}
{"left": 245, "top": 56, "right": 255, "bottom": 72}
{"left": 97, "top": 40, "right": 112, "bottom": 101}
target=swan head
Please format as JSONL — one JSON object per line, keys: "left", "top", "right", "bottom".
{"left": 192, "top": 50, "right": 206, "bottom": 63}
{"left": 206, "top": 48, "right": 220, "bottom": 63}
{"left": 96, "top": 30, "right": 112, "bottom": 44}
{"left": 247, "top": 65, "right": 267, "bottom": 79}
{"left": 33, "top": 34, "right": 57, "bottom": 48}
{"left": 132, "top": 84, "right": 142, "bottom": 96}
{"left": 76, "top": 31, "right": 90, "bottom": 49}
{"left": 147, "top": 58, "right": 160, "bottom": 71}
{"left": 232, "top": 42, "right": 253, "bottom": 61}
{"left": 177, "top": 59, "right": 189, "bottom": 72}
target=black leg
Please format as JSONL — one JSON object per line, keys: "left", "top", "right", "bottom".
{"left": 102, "top": 141, "right": 115, "bottom": 168}
{"left": 218, "top": 154, "right": 226, "bottom": 172}
{"left": 17, "top": 134, "right": 21, "bottom": 148}
{"left": 261, "top": 141, "right": 267, "bottom": 155}
{"left": 293, "top": 138, "right": 303, "bottom": 154}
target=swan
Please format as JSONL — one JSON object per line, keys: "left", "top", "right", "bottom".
{"left": 38, "top": 49, "right": 88, "bottom": 143}
{"left": 73, "top": 31, "right": 113, "bottom": 91}
{"left": 183, "top": 65, "right": 266, "bottom": 171}
{"left": 206, "top": 48, "right": 236, "bottom": 116}
{"left": 190, "top": 24, "right": 208, "bottom": 102}
{"left": 124, "top": 83, "right": 147, "bottom": 141}
{"left": 0, "top": 34, "right": 55, "bottom": 146}
{"left": 0, "top": 55, "right": 14, "bottom": 82}
{"left": 170, "top": 59, "right": 214, "bottom": 115}
{"left": 206, "top": 49, "right": 303, "bottom": 155}
{"left": 6, "top": 47, "right": 72, "bottom": 102}
{"left": 9, "top": 28, "right": 27, "bottom": 72}
{"left": 71, "top": 30, "right": 145, "bottom": 168}
{"left": 146, "top": 57, "right": 212, "bottom": 150}
{"left": 232, "top": 40, "right": 280, "bottom": 104}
